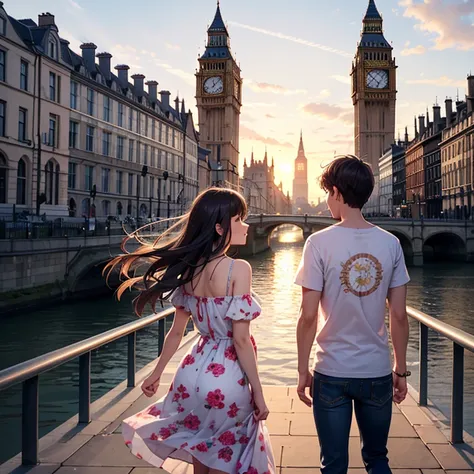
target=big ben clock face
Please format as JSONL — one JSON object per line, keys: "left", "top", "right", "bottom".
{"left": 366, "top": 69, "right": 388, "bottom": 89}
{"left": 204, "top": 76, "right": 223, "bottom": 94}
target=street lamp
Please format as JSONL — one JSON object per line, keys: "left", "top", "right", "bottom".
{"left": 158, "top": 171, "right": 169, "bottom": 221}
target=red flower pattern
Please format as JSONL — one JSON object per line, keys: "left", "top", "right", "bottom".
{"left": 218, "top": 431, "right": 236, "bottom": 446}
{"left": 147, "top": 406, "right": 161, "bottom": 417}
{"left": 239, "top": 435, "right": 250, "bottom": 445}
{"left": 238, "top": 377, "right": 246, "bottom": 386}
{"left": 183, "top": 413, "right": 201, "bottom": 430}
{"left": 242, "top": 294, "right": 252, "bottom": 306}
{"left": 194, "top": 442, "right": 209, "bottom": 452}
{"left": 227, "top": 402, "right": 239, "bottom": 418}
{"left": 225, "top": 345, "right": 238, "bottom": 361}
{"left": 206, "top": 389, "right": 225, "bottom": 409}
{"left": 206, "top": 363, "right": 226, "bottom": 377}
{"left": 218, "top": 446, "right": 233, "bottom": 463}
{"left": 182, "top": 355, "right": 195, "bottom": 369}
{"left": 247, "top": 468, "right": 258, "bottom": 474}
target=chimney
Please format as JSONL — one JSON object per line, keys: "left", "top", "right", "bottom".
{"left": 181, "top": 99, "right": 186, "bottom": 116}
{"left": 131, "top": 74, "right": 145, "bottom": 97}
{"left": 115, "top": 64, "right": 130, "bottom": 88}
{"left": 433, "top": 103, "right": 441, "bottom": 130}
{"left": 38, "top": 12, "right": 55, "bottom": 27}
{"left": 160, "top": 90, "right": 171, "bottom": 110}
{"left": 467, "top": 75, "right": 474, "bottom": 114}
{"left": 418, "top": 115, "right": 425, "bottom": 136}
{"left": 174, "top": 95, "right": 180, "bottom": 113}
{"left": 445, "top": 98, "right": 453, "bottom": 127}
{"left": 96, "top": 52, "right": 112, "bottom": 81}
{"left": 414, "top": 116, "right": 418, "bottom": 138}
{"left": 404, "top": 126, "right": 409, "bottom": 145}
{"left": 146, "top": 80, "right": 158, "bottom": 102}
{"left": 80, "top": 43, "right": 97, "bottom": 73}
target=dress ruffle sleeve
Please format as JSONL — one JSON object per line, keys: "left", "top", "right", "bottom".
{"left": 225, "top": 294, "right": 262, "bottom": 321}
{"left": 169, "top": 286, "right": 191, "bottom": 313}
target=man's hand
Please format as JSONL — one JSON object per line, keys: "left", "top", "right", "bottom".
{"left": 392, "top": 373, "right": 407, "bottom": 403}
{"left": 297, "top": 370, "right": 313, "bottom": 407}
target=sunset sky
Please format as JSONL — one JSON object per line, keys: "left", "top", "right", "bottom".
{"left": 8, "top": 0, "right": 474, "bottom": 203}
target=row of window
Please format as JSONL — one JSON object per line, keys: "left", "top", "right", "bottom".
{"left": 442, "top": 135, "right": 474, "bottom": 162}
{"left": 0, "top": 48, "right": 29, "bottom": 92}
{"left": 67, "top": 162, "right": 183, "bottom": 200}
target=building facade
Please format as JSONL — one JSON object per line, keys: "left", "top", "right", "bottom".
{"left": 392, "top": 138, "right": 407, "bottom": 217}
{"left": 378, "top": 145, "right": 397, "bottom": 216}
{"left": 195, "top": 4, "right": 242, "bottom": 189}
{"left": 0, "top": 6, "right": 200, "bottom": 222}
{"left": 292, "top": 132, "right": 309, "bottom": 212}
{"left": 351, "top": 0, "right": 397, "bottom": 172}
{"left": 440, "top": 77, "right": 474, "bottom": 220}
{"left": 242, "top": 151, "right": 290, "bottom": 214}
{"left": 0, "top": 8, "right": 70, "bottom": 218}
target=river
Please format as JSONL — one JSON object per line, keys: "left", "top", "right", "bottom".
{"left": 1, "top": 227, "right": 474, "bottom": 462}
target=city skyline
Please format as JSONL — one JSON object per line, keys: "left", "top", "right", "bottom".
{"left": 8, "top": 0, "right": 474, "bottom": 203}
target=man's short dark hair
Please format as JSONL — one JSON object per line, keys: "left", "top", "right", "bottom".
{"left": 319, "top": 155, "right": 374, "bottom": 209}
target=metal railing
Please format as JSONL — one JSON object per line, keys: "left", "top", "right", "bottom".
{"left": 0, "top": 306, "right": 175, "bottom": 466}
{"left": 407, "top": 306, "right": 474, "bottom": 444}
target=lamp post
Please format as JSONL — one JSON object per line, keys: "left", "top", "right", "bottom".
{"left": 460, "top": 186, "right": 465, "bottom": 220}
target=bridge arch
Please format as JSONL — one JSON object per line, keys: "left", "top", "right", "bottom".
{"left": 386, "top": 230, "right": 414, "bottom": 262}
{"left": 423, "top": 232, "right": 466, "bottom": 262}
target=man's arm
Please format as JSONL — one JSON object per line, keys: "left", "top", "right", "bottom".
{"left": 296, "top": 287, "right": 321, "bottom": 406}
{"left": 387, "top": 284, "right": 409, "bottom": 403}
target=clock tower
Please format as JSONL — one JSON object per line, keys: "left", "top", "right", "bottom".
{"left": 351, "top": 0, "right": 397, "bottom": 172}
{"left": 292, "top": 131, "right": 308, "bottom": 207}
{"left": 196, "top": 2, "right": 242, "bottom": 188}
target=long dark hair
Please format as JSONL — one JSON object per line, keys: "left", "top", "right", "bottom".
{"left": 104, "top": 187, "right": 248, "bottom": 315}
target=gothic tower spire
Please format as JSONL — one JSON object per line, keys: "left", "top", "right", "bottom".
{"left": 298, "top": 131, "right": 305, "bottom": 157}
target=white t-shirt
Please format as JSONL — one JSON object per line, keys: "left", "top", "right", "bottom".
{"left": 294, "top": 225, "right": 410, "bottom": 378}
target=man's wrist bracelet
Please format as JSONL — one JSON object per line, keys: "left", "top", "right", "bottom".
{"left": 393, "top": 370, "right": 411, "bottom": 377}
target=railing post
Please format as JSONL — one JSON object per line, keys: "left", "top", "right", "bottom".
{"left": 22, "top": 375, "right": 39, "bottom": 465}
{"left": 451, "top": 342, "right": 464, "bottom": 444}
{"left": 419, "top": 322, "right": 428, "bottom": 406}
{"left": 128, "top": 332, "right": 136, "bottom": 387}
{"left": 79, "top": 352, "right": 91, "bottom": 423}
{"left": 158, "top": 318, "right": 165, "bottom": 356}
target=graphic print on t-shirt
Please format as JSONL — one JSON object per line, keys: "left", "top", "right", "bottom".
{"left": 339, "top": 253, "right": 383, "bottom": 297}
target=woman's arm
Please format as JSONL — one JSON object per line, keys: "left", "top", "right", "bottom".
{"left": 231, "top": 261, "right": 265, "bottom": 406}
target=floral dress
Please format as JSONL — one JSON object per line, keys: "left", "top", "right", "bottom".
{"left": 122, "top": 271, "right": 275, "bottom": 474}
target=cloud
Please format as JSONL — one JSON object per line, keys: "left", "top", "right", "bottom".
{"left": 392, "top": 8, "right": 399, "bottom": 16}
{"left": 400, "top": 0, "right": 474, "bottom": 50}
{"left": 166, "top": 43, "right": 181, "bottom": 51}
{"left": 325, "top": 138, "right": 354, "bottom": 146}
{"left": 302, "top": 103, "right": 353, "bottom": 125}
{"left": 60, "top": 29, "right": 82, "bottom": 52}
{"left": 246, "top": 81, "right": 306, "bottom": 95}
{"left": 154, "top": 61, "right": 195, "bottom": 86}
{"left": 229, "top": 21, "right": 353, "bottom": 58}
{"left": 401, "top": 44, "right": 426, "bottom": 56}
{"left": 245, "top": 102, "right": 277, "bottom": 109}
{"left": 319, "top": 89, "right": 331, "bottom": 98}
{"left": 331, "top": 75, "right": 351, "bottom": 85}
{"left": 67, "top": 0, "right": 83, "bottom": 9}
{"left": 404, "top": 75, "right": 466, "bottom": 88}
{"left": 265, "top": 114, "right": 276, "bottom": 119}
{"left": 240, "top": 125, "right": 293, "bottom": 148}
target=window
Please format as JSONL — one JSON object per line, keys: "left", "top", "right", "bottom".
{"left": 118, "top": 103, "right": 124, "bottom": 127}
{"left": 102, "top": 131, "right": 111, "bottom": 156}
{"left": 68, "top": 162, "right": 77, "bottom": 189}
{"left": 18, "top": 108, "right": 27, "bottom": 141}
{"left": 48, "top": 115, "right": 57, "bottom": 147}
{"left": 103, "top": 95, "right": 111, "bottom": 122}
{"left": 116, "top": 171, "right": 123, "bottom": 194}
{"left": 87, "top": 88, "right": 94, "bottom": 115}
{"left": 48, "top": 37, "right": 58, "bottom": 59}
{"left": 84, "top": 165, "right": 94, "bottom": 191}
{"left": 158, "top": 122, "right": 163, "bottom": 142}
{"left": 129, "top": 139, "right": 134, "bottom": 161}
{"left": 86, "top": 126, "right": 95, "bottom": 152}
{"left": 0, "top": 101, "right": 5, "bottom": 136}
{"left": 49, "top": 72, "right": 56, "bottom": 101}
{"left": 143, "top": 144, "right": 148, "bottom": 165}
{"left": 102, "top": 200, "right": 110, "bottom": 216}
{"left": 129, "top": 108, "right": 133, "bottom": 131}
{"left": 150, "top": 176, "right": 154, "bottom": 198}
{"left": 0, "top": 49, "right": 5, "bottom": 81}
{"left": 20, "top": 60, "right": 28, "bottom": 91}
{"left": 44, "top": 160, "right": 59, "bottom": 205}
{"left": 151, "top": 119, "right": 156, "bottom": 140}
{"left": 69, "top": 121, "right": 78, "bottom": 148}
{"left": 102, "top": 167, "right": 110, "bottom": 193}
{"left": 117, "top": 136, "right": 124, "bottom": 159}
{"left": 128, "top": 173, "right": 133, "bottom": 196}
{"left": 70, "top": 80, "right": 78, "bottom": 109}
{"left": 16, "top": 158, "right": 26, "bottom": 205}
{"left": 0, "top": 16, "right": 6, "bottom": 36}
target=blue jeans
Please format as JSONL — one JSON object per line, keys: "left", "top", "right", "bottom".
{"left": 313, "top": 371, "right": 393, "bottom": 474}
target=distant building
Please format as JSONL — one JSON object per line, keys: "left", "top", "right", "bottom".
{"left": 292, "top": 132, "right": 309, "bottom": 213}
{"left": 242, "top": 150, "right": 290, "bottom": 214}
{"left": 440, "top": 76, "right": 474, "bottom": 219}
{"left": 392, "top": 134, "right": 408, "bottom": 217}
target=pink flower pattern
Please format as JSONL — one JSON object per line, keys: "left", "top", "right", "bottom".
{"left": 122, "top": 288, "right": 274, "bottom": 474}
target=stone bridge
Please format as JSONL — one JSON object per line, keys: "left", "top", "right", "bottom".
{"left": 242, "top": 214, "right": 474, "bottom": 265}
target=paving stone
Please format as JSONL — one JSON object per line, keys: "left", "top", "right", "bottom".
{"left": 55, "top": 468, "right": 132, "bottom": 474}
{"left": 445, "top": 471, "right": 474, "bottom": 474}
{"left": 0, "top": 464, "right": 60, "bottom": 474}
{"left": 130, "top": 469, "right": 168, "bottom": 474}
{"left": 387, "top": 439, "right": 440, "bottom": 469}
{"left": 268, "top": 397, "right": 292, "bottom": 413}
{"left": 263, "top": 386, "right": 289, "bottom": 399}
{"left": 270, "top": 435, "right": 287, "bottom": 467}
{"left": 400, "top": 406, "right": 434, "bottom": 426}
{"left": 281, "top": 436, "right": 321, "bottom": 468}
{"left": 289, "top": 413, "right": 317, "bottom": 436}
{"left": 399, "top": 393, "right": 420, "bottom": 407}
{"left": 427, "top": 444, "right": 473, "bottom": 470}
{"left": 92, "top": 402, "right": 132, "bottom": 423}
{"left": 64, "top": 434, "right": 150, "bottom": 467}
{"left": 415, "top": 426, "right": 449, "bottom": 444}
{"left": 40, "top": 434, "right": 93, "bottom": 464}
{"left": 266, "top": 413, "right": 291, "bottom": 436}
{"left": 421, "top": 470, "right": 445, "bottom": 474}
{"left": 289, "top": 398, "right": 312, "bottom": 414}
{"left": 389, "top": 414, "right": 418, "bottom": 438}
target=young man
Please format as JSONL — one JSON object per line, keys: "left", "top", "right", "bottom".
{"left": 295, "top": 155, "right": 410, "bottom": 474}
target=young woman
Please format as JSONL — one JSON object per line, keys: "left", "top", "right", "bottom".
{"left": 106, "top": 188, "right": 275, "bottom": 474}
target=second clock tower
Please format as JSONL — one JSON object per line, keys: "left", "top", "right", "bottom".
{"left": 196, "top": 3, "right": 242, "bottom": 188}
{"left": 351, "top": 0, "right": 397, "bottom": 172}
